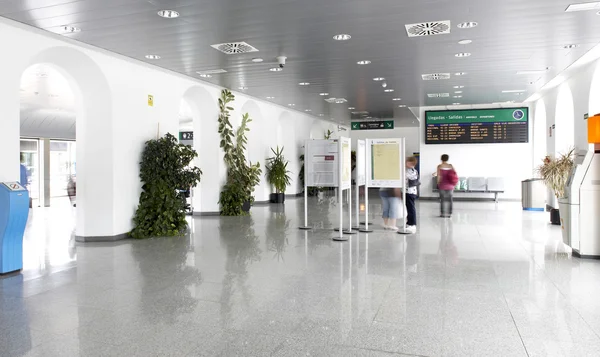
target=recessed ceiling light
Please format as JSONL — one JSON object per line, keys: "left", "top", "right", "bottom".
{"left": 458, "top": 39, "right": 472, "bottom": 45}
{"left": 502, "top": 89, "right": 526, "bottom": 93}
{"left": 454, "top": 85, "right": 465, "bottom": 89}
{"left": 455, "top": 52, "right": 472, "bottom": 58}
{"left": 269, "top": 67, "right": 283, "bottom": 72}
{"left": 319, "top": 93, "right": 329, "bottom": 96}
{"left": 373, "top": 77, "right": 385, "bottom": 81}
{"left": 565, "top": 2, "right": 600, "bottom": 12}
{"left": 563, "top": 44, "right": 579, "bottom": 49}
{"left": 334, "top": 98, "right": 348, "bottom": 104}
{"left": 299, "top": 82, "right": 310, "bottom": 86}
{"left": 333, "top": 34, "right": 351, "bottom": 41}
{"left": 252, "top": 58, "right": 264, "bottom": 63}
{"left": 455, "top": 72, "right": 467, "bottom": 76}
{"left": 319, "top": 114, "right": 325, "bottom": 117}
{"left": 288, "top": 104, "right": 295, "bottom": 107}
{"left": 239, "top": 86, "right": 248, "bottom": 90}
{"left": 384, "top": 89, "right": 395, "bottom": 92}
{"left": 453, "top": 103, "right": 461, "bottom": 105}
{"left": 62, "top": 26, "right": 80, "bottom": 33}
{"left": 157, "top": 10, "right": 180, "bottom": 18}
{"left": 454, "top": 91, "right": 463, "bottom": 94}
{"left": 305, "top": 109, "right": 312, "bottom": 112}
{"left": 398, "top": 105, "right": 407, "bottom": 108}
{"left": 348, "top": 107, "right": 355, "bottom": 110}
{"left": 266, "top": 96, "right": 275, "bottom": 99}
{"left": 198, "top": 73, "right": 212, "bottom": 78}
{"left": 453, "top": 95, "right": 463, "bottom": 98}
{"left": 145, "top": 55, "right": 161, "bottom": 59}
{"left": 392, "top": 98, "right": 402, "bottom": 101}
{"left": 457, "top": 22, "right": 478, "bottom": 29}
{"left": 357, "top": 60, "right": 371, "bottom": 65}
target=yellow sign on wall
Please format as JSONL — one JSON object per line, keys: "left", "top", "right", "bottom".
{"left": 148, "top": 95, "right": 154, "bottom": 107}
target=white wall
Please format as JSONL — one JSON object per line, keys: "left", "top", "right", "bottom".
{"left": 418, "top": 106, "right": 533, "bottom": 200}
{"left": 0, "top": 17, "right": 332, "bottom": 238}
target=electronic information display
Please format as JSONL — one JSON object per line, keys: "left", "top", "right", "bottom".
{"left": 425, "top": 108, "right": 529, "bottom": 145}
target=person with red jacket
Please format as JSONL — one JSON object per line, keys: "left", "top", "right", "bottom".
{"left": 437, "top": 154, "right": 457, "bottom": 218}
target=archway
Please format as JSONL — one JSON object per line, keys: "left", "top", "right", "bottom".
{"left": 590, "top": 62, "right": 600, "bottom": 115}
{"left": 533, "top": 99, "right": 547, "bottom": 168}
{"left": 277, "top": 111, "right": 298, "bottom": 194}
{"left": 181, "top": 86, "right": 220, "bottom": 213}
{"left": 554, "top": 84, "right": 575, "bottom": 156}
{"left": 19, "top": 47, "right": 113, "bottom": 240}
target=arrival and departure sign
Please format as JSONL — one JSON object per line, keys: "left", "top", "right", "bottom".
{"left": 425, "top": 108, "right": 529, "bottom": 145}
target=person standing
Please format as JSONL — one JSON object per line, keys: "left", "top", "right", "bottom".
{"left": 437, "top": 154, "right": 457, "bottom": 218}
{"left": 405, "top": 156, "right": 419, "bottom": 233}
{"left": 379, "top": 187, "right": 401, "bottom": 231}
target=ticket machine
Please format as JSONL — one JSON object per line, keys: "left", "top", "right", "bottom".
{"left": 0, "top": 182, "right": 29, "bottom": 274}
{"left": 563, "top": 144, "right": 600, "bottom": 258}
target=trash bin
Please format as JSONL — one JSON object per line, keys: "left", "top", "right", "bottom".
{"left": 522, "top": 179, "right": 545, "bottom": 211}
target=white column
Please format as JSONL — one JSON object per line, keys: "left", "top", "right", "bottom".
{"left": 42, "top": 139, "right": 51, "bottom": 207}
{"left": 0, "top": 71, "right": 20, "bottom": 183}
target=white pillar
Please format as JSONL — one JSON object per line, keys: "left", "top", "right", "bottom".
{"left": 0, "top": 70, "right": 20, "bottom": 183}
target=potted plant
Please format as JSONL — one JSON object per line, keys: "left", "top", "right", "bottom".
{"left": 265, "top": 146, "right": 292, "bottom": 203}
{"left": 217, "top": 89, "right": 261, "bottom": 216}
{"left": 537, "top": 148, "right": 574, "bottom": 239}
{"left": 130, "top": 133, "right": 202, "bottom": 239}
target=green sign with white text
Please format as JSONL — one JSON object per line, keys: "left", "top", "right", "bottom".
{"left": 351, "top": 120, "right": 394, "bottom": 130}
{"left": 426, "top": 108, "right": 528, "bottom": 125}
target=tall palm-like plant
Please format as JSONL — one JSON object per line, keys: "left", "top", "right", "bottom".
{"left": 265, "top": 146, "right": 291, "bottom": 203}
{"left": 536, "top": 148, "right": 574, "bottom": 199}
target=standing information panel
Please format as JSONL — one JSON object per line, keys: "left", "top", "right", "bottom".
{"left": 334, "top": 137, "right": 353, "bottom": 241}
{"left": 354, "top": 140, "right": 366, "bottom": 229}
{"left": 0, "top": 182, "right": 29, "bottom": 274}
{"left": 300, "top": 139, "right": 339, "bottom": 230}
{"left": 362, "top": 139, "right": 406, "bottom": 232}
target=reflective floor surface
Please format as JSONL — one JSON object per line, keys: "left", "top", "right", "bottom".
{"left": 2, "top": 196, "right": 600, "bottom": 356}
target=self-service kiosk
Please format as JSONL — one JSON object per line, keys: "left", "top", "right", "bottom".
{"left": 0, "top": 182, "right": 29, "bottom": 274}
{"left": 563, "top": 144, "right": 600, "bottom": 258}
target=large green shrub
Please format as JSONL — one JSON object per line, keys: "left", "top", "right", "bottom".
{"left": 218, "top": 89, "right": 261, "bottom": 216}
{"left": 130, "top": 133, "right": 202, "bottom": 238}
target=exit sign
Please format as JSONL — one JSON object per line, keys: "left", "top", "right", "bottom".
{"left": 351, "top": 120, "right": 394, "bottom": 130}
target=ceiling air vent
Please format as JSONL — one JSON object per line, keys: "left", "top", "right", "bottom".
{"left": 325, "top": 98, "right": 348, "bottom": 104}
{"left": 422, "top": 73, "right": 451, "bottom": 80}
{"left": 405, "top": 21, "right": 451, "bottom": 37}
{"left": 427, "top": 93, "right": 450, "bottom": 98}
{"left": 210, "top": 42, "right": 259, "bottom": 54}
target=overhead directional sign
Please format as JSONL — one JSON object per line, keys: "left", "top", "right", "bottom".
{"left": 351, "top": 120, "right": 394, "bottom": 130}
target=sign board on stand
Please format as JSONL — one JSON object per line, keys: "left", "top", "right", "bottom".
{"left": 362, "top": 138, "right": 406, "bottom": 233}
{"left": 334, "top": 137, "right": 353, "bottom": 241}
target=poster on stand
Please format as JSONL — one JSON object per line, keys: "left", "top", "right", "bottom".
{"left": 356, "top": 140, "right": 366, "bottom": 186}
{"left": 367, "top": 138, "right": 405, "bottom": 188}
{"left": 305, "top": 139, "right": 339, "bottom": 187}
{"left": 340, "top": 137, "right": 352, "bottom": 190}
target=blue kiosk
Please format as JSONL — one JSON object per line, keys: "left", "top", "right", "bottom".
{"left": 0, "top": 182, "right": 29, "bottom": 275}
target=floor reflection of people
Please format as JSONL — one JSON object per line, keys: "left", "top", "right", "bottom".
{"left": 439, "top": 219, "right": 458, "bottom": 265}
{"left": 219, "top": 216, "right": 261, "bottom": 328}
{"left": 405, "top": 235, "right": 420, "bottom": 272}
{"left": 131, "top": 235, "right": 202, "bottom": 324}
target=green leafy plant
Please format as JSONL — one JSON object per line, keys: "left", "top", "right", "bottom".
{"left": 130, "top": 133, "right": 202, "bottom": 239}
{"left": 537, "top": 148, "right": 574, "bottom": 199}
{"left": 265, "top": 146, "right": 291, "bottom": 194}
{"left": 324, "top": 129, "right": 333, "bottom": 139}
{"left": 218, "top": 89, "right": 262, "bottom": 216}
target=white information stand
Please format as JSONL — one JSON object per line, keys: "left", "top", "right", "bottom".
{"left": 299, "top": 139, "right": 339, "bottom": 230}
{"left": 333, "top": 137, "right": 353, "bottom": 241}
{"left": 362, "top": 138, "right": 406, "bottom": 233}
{"left": 354, "top": 140, "right": 366, "bottom": 230}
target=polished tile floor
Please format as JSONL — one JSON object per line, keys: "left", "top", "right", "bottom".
{"left": 2, "top": 195, "right": 600, "bottom": 356}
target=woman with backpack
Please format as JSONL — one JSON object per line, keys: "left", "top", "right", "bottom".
{"left": 437, "top": 154, "right": 457, "bottom": 218}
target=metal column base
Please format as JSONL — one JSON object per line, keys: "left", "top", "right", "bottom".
{"left": 332, "top": 236, "right": 349, "bottom": 241}
{"left": 298, "top": 226, "right": 312, "bottom": 230}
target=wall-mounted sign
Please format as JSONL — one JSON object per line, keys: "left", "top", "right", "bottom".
{"left": 179, "top": 132, "right": 193, "bottom": 141}
{"left": 148, "top": 95, "right": 154, "bottom": 107}
{"left": 549, "top": 126, "right": 552, "bottom": 137}
{"left": 584, "top": 113, "right": 589, "bottom": 120}
{"left": 351, "top": 120, "right": 394, "bottom": 130}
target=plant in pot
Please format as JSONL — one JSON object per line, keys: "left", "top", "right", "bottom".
{"left": 537, "top": 148, "right": 574, "bottom": 236}
{"left": 218, "top": 89, "right": 261, "bottom": 216}
{"left": 130, "top": 133, "right": 202, "bottom": 239}
{"left": 265, "top": 146, "right": 292, "bottom": 203}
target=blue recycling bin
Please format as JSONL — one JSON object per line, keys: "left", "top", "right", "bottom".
{"left": 0, "top": 182, "right": 29, "bottom": 274}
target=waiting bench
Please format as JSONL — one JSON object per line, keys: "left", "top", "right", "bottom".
{"left": 432, "top": 176, "right": 505, "bottom": 202}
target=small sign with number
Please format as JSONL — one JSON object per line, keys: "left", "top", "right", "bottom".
{"left": 179, "top": 132, "right": 193, "bottom": 141}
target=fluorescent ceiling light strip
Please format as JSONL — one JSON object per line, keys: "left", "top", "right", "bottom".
{"left": 502, "top": 89, "right": 526, "bottom": 93}
{"left": 565, "top": 2, "right": 600, "bottom": 12}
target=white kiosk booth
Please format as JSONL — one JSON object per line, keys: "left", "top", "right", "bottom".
{"left": 562, "top": 143, "right": 600, "bottom": 258}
